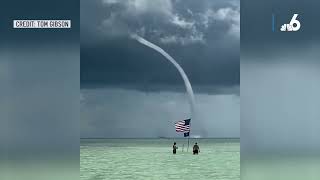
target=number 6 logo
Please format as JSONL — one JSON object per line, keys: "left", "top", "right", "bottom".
{"left": 289, "top": 14, "right": 301, "bottom": 31}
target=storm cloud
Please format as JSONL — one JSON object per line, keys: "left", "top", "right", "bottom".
{"left": 81, "top": 88, "right": 239, "bottom": 138}
{"left": 81, "top": 0, "right": 240, "bottom": 138}
{"left": 81, "top": 0, "right": 240, "bottom": 92}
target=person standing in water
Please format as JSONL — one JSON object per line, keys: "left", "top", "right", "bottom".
{"left": 173, "top": 142, "right": 178, "bottom": 154}
{"left": 193, "top": 142, "right": 200, "bottom": 155}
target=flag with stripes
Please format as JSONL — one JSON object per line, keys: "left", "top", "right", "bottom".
{"left": 175, "top": 119, "right": 191, "bottom": 133}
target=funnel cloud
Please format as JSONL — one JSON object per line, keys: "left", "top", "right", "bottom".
{"left": 131, "top": 34, "right": 199, "bottom": 132}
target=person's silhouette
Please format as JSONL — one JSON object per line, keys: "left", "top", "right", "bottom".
{"left": 173, "top": 142, "right": 178, "bottom": 154}
{"left": 193, "top": 142, "right": 200, "bottom": 155}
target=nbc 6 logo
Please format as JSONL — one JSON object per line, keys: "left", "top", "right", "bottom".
{"left": 280, "top": 14, "right": 301, "bottom": 32}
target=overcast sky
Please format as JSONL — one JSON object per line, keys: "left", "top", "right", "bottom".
{"left": 80, "top": 0, "right": 240, "bottom": 138}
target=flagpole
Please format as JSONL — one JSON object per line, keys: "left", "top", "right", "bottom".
{"left": 187, "top": 119, "right": 191, "bottom": 152}
{"left": 187, "top": 136, "right": 190, "bottom": 152}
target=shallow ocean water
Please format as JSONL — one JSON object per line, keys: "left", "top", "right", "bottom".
{"left": 80, "top": 138, "right": 240, "bottom": 180}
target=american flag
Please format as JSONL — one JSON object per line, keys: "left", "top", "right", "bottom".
{"left": 175, "top": 119, "right": 191, "bottom": 132}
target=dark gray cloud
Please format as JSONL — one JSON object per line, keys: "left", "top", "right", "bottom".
{"left": 81, "top": 88, "right": 240, "bottom": 138}
{"left": 80, "top": 0, "right": 240, "bottom": 138}
{"left": 81, "top": 0, "right": 240, "bottom": 94}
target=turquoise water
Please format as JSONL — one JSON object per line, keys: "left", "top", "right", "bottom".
{"left": 81, "top": 138, "right": 240, "bottom": 180}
